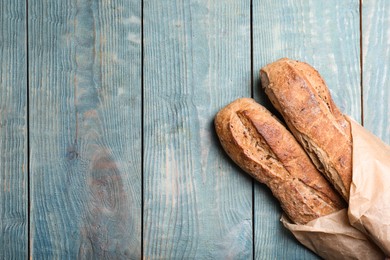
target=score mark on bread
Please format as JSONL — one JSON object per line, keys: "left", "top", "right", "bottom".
{"left": 215, "top": 98, "right": 345, "bottom": 225}
{"left": 260, "top": 58, "right": 352, "bottom": 201}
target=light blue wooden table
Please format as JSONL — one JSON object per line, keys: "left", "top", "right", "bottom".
{"left": 1, "top": 0, "right": 389, "bottom": 259}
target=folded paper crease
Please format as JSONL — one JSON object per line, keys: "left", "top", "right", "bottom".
{"left": 348, "top": 118, "right": 390, "bottom": 256}
{"left": 282, "top": 118, "right": 390, "bottom": 259}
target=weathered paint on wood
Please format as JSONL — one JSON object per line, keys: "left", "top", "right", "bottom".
{"left": 0, "top": 0, "right": 388, "bottom": 258}
{"left": 252, "top": 0, "right": 360, "bottom": 258}
{"left": 0, "top": 0, "right": 27, "bottom": 258}
{"left": 143, "top": 0, "right": 253, "bottom": 258}
{"left": 362, "top": 0, "right": 390, "bottom": 144}
{"left": 28, "top": 0, "right": 141, "bottom": 258}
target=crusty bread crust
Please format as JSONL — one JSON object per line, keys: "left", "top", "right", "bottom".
{"left": 215, "top": 98, "right": 345, "bottom": 224}
{"left": 260, "top": 58, "right": 352, "bottom": 200}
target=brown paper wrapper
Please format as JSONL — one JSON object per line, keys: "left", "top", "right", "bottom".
{"left": 282, "top": 209, "right": 385, "bottom": 259}
{"left": 281, "top": 118, "right": 390, "bottom": 259}
{"left": 348, "top": 118, "right": 390, "bottom": 256}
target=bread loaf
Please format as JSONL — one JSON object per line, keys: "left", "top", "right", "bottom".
{"left": 214, "top": 98, "right": 345, "bottom": 224}
{"left": 260, "top": 58, "right": 353, "bottom": 201}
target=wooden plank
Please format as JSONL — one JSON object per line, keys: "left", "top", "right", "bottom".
{"left": 143, "top": 0, "right": 253, "bottom": 258}
{"left": 252, "top": 0, "right": 361, "bottom": 258}
{"left": 28, "top": 0, "right": 142, "bottom": 258}
{"left": 362, "top": 0, "right": 390, "bottom": 143}
{"left": 0, "top": 0, "right": 27, "bottom": 258}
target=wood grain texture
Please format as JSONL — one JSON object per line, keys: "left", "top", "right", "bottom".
{"left": 143, "top": 0, "right": 253, "bottom": 258}
{"left": 362, "top": 0, "right": 390, "bottom": 143}
{"left": 0, "top": 0, "right": 27, "bottom": 258}
{"left": 252, "top": 0, "right": 360, "bottom": 258}
{"left": 28, "top": 0, "right": 141, "bottom": 258}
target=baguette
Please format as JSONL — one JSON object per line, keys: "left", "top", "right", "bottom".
{"left": 215, "top": 98, "right": 345, "bottom": 225}
{"left": 260, "top": 58, "right": 353, "bottom": 201}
